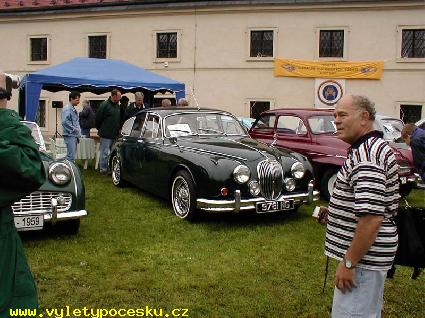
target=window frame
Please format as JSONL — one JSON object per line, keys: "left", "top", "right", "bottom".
{"left": 153, "top": 30, "right": 181, "bottom": 63}
{"left": 316, "top": 27, "right": 349, "bottom": 60}
{"left": 28, "top": 35, "right": 50, "bottom": 64}
{"left": 86, "top": 33, "right": 110, "bottom": 59}
{"left": 36, "top": 97, "right": 49, "bottom": 131}
{"left": 397, "top": 25, "right": 425, "bottom": 62}
{"left": 397, "top": 102, "right": 425, "bottom": 123}
{"left": 245, "top": 98, "right": 274, "bottom": 119}
{"left": 246, "top": 27, "right": 278, "bottom": 61}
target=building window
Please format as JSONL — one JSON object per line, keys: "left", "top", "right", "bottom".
{"left": 401, "top": 29, "right": 425, "bottom": 58}
{"left": 250, "top": 30, "right": 274, "bottom": 58}
{"left": 28, "top": 35, "right": 49, "bottom": 63}
{"left": 250, "top": 101, "right": 271, "bottom": 119}
{"left": 153, "top": 30, "right": 181, "bottom": 62}
{"left": 157, "top": 32, "right": 177, "bottom": 58}
{"left": 400, "top": 104, "right": 423, "bottom": 123}
{"left": 319, "top": 30, "right": 344, "bottom": 58}
{"left": 30, "top": 37, "right": 47, "bottom": 61}
{"left": 36, "top": 100, "right": 47, "bottom": 128}
{"left": 88, "top": 35, "right": 107, "bottom": 59}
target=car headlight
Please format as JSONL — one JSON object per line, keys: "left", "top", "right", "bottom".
{"left": 291, "top": 162, "right": 305, "bottom": 179}
{"left": 249, "top": 181, "right": 261, "bottom": 196}
{"left": 233, "top": 165, "right": 250, "bottom": 184}
{"left": 284, "top": 178, "right": 295, "bottom": 191}
{"left": 49, "top": 162, "right": 72, "bottom": 185}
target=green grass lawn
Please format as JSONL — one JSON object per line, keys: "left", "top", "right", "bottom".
{"left": 22, "top": 170, "right": 425, "bottom": 318}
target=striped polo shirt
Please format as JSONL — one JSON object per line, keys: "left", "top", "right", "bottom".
{"left": 325, "top": 131, "right": 400, "bottom": 271}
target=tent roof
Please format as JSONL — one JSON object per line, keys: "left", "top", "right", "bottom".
{"left": 19, "top": 57, "right": 185, "bottom": 121}
{"left": 20, "top": 57, "right": 184, "bottom": 93}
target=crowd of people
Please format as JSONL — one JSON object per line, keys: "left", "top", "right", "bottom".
{"left": 59, "top": 89, "right": 190, "bottom": 173}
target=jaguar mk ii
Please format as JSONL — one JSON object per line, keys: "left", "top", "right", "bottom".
{"left": 110, "top": 108, "right": 320, "bottom": 220}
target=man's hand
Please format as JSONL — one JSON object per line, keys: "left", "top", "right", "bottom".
{"left": 335, "top": 262, "right": 357, "bottom": 294}
{"left": 317, "top": 206, "right": 328, "bottom": 226}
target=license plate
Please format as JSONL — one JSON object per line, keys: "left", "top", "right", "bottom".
{"left": 400, "top": 177, "right": 407, "bottom": 184}
{"left": 14, "top": 215, "right": 44, "bottom": 231}
{"left": 256, "top": 199, "right": 294, "bottom": 213}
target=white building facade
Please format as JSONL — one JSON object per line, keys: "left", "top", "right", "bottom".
{"left": 0, "top": 0, "right": 424, "bottom": 136}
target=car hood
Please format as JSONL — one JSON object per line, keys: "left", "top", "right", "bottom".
{"left": 314, "top": 135, "right": 413, "bottom": 165}
{"left": 176, "top": 135, "right": 299, "bottom": 163}
{"left": 313, "top": 134, "right": 349, "bottom": 157}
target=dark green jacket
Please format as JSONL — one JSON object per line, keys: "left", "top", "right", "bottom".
{"left": 0, "top": 109, "right": 46, "bottom": 224}
{"left": 95, "top": 98, "right": 121, "bottom": 139}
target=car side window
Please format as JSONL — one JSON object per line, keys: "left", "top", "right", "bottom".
{"left": 276, "top": 115, "right": 306, "bottom": 135}
{"left": 142, "top": 115, "right": 161, "bottom": 139}
{"left": 251, "top": 114, "right": 276, "bottom": 131}
{"left": 130, "top": 114, "right": 146, "bottom": 138}
{"left": 122, "top": 117, "right": 135, "bottom": 136}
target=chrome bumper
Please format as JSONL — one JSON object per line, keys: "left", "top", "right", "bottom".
{"left": 197, "top": 185, "right": 320, "bottom": 213}
{"left": 44, "top": 210, "right": 87, "bottom": 223}
{"left": 48, "top": 197, "right": 87, "bottom": 225}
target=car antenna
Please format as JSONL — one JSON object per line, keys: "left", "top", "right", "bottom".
{"left": 188, "top": 85, "right": 200, "bottom": 111}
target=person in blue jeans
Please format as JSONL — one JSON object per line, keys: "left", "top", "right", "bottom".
{"left": 95, "top": 89, "right": 121, "bottom": 174}
{"left": 61, "top": 91, "right": 81, "bottom": 161}
{"left": 318, "top": 95, "right": 399, "bottom": 318}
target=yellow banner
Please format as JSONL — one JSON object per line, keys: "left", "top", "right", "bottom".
{"left": 274, "top": 59, "right": 384, "bottom": 79}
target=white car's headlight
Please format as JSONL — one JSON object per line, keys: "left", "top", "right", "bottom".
{"left": 49, "top": 162, "right": 72, "bottom": 185}
{"left": 233, "top": 165, "right": 250, "bottom": 184}
{"left": 291, "top": 162, "right": 305, "bottom": 179}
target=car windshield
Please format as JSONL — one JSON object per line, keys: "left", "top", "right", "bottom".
{"left": 379, "top": 118, "right": 403, "bottom": 141}
{"left": 22, "top": 122, "right": 43, "bottom": 145}
{"left": 308, "top": 115, "right": 336, "bottom": 134}
{"left": 164, "top": 113, "right": 246, "bottom": 137}
{"left": 22, "top": 121, "right": 46, "bottom": 151}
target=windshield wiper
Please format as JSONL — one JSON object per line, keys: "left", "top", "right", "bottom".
{"left": 198, "top": 128, "right": 227, "bottom": 136}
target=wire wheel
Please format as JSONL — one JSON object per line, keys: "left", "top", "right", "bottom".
{"left": 171, "top": 171, "right": 197, "bottom": 220}
{"left": 111, "top": 154, "right": 125, "bottom": 187}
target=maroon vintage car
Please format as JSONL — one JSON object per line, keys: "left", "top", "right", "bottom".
{"left": 249, "top": 108, "right": 417, "bottom": 200}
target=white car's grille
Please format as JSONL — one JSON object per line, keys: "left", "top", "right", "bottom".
{"left": 12, "top": 191, "right": 72, "bottom": 214}
{"left": 257, "top": 160, "right": 284, "bottom": 200}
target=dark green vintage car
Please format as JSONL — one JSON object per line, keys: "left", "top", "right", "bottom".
{"left": 110, "top": 108, "right": 320, "bottom": 220}
{"left": 11, "top": 121, "right": 87, "bottom": 234}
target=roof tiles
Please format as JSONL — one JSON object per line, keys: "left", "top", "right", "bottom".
{"left": 0, "top": 0, "right": 129, "bottom": 10}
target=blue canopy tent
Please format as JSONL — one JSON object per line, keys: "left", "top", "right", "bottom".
{"left": 19, "top": 57, "right": 185, "bottom": 121}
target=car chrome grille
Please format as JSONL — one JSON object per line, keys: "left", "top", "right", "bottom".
{"left": 257, "top": 160, "right": 283, "bottom": 200}
{"left": 12, "top": 191, "right": 72, "bottom": 215}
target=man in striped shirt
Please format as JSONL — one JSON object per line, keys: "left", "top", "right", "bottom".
{"left": 322, "top": 95, "right": 399, "bottom": 317}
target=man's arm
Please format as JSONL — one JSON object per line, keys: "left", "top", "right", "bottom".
{"left": 0, "top": 113, "right": 45, "bottom": 206}
{"left": 335, "top": 161, "right": 387, "bottom": 293}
